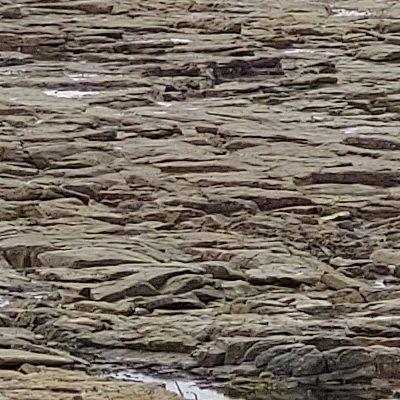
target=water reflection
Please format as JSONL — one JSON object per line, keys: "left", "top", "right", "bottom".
{"left": 108, "top": 369, "right": 394, "bottom": 400}
{"left": 43, "top": 89, "right": 98, "bottom": 98}
{"left": 110, "top": 370, "right": 238, "bottom": 400}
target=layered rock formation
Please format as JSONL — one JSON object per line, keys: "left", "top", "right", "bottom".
{"left": 0, "top": 365, "right": 180, "bottom": 400}
{"left": 1, "top": 0, "right": 400, "bottom": 399}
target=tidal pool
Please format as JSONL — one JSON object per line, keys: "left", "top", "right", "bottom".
{"left": 109, "top": 370, "right": 238, "bottom": 400}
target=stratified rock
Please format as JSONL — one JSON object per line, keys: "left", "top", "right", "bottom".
{"left": 162, "top": 274, "right": 210, "bottom": 294}
{"left": 0, "top": 349, "right": 74, "bottom": 367}
{"left": 91, "top": 278, "right": 159, "bottom": 302}
{"left": 321, "top": 272, "right": 362, "bottom": 290}
{"left": 324, "top": 347, "right": 374, "bottom": 372}
{"left": 0, "top": 367, "right": 180, "bottom": 400}
{"left": 255, "top": 344, "right": 305, "bottom": 369}
{"left": 1, "top": 0, "right": 400, "bottom": 398}
{"left": 330, "top": 288, "right": 365, "bottom": 304}
{"left": 246, "top": 262, "right": 325, "bottom": 287}
{"left": 357, "top": 45, "right": 400, "bottom": 61}
{"left": 196, "top": 343, "right": 226, "bottom": 367}
{"left": 138, "top": 294, "right": 206, "bottom": 311}
{"left": 37, "top": 248, "right": 155, "bottom": 269}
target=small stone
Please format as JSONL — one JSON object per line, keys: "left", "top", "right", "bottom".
{"left": 134, "top": 307, "right": 149, "bottom": 316}
{"left": 2, "top": 7, "right": 23, "bottom": 19}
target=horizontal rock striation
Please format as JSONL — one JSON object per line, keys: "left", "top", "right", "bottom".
{"left": 1, "top": 0, "right": 400, "bottom": 399}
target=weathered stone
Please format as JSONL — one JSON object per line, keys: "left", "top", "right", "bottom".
{"left": 357, "top": 45, "right": 400, "bottom": 61}
{"left": 193, "top": 286, "right": 224, "bottom": 303}
{"left": 255, "top": 344, "right": 304, "bottom": 369}
{"left": 37, "top": 248, "right": 155, "bottom": 269}
{"left": 330, "top": 288, "right": 365, "bottom": 304}
{"left": 374, "top": 346, "right": 400, "bottom": 379}
{"left": 291, "top": 347, "right": 326, "bottom": 377}
{"left": 246, "top": 262, "right": 325, "bottom": 287}
{"left": 324, "top": 347, "right": 374, "bottom": 372}
{"left": 295, "top": 299, "right": 333, "bottom": 314}
{"left": 321, "top": 272, "right": 362, "bottom": 290}
{"left": 1, "top": 0, "right": 400, "bottom": 398}
{"left": 162, "top": 274, "right": 209, "bottom": 295}
{"left": 370, "top": 249, "right": 400, "bottom": 266}
{"left": 261, "top": 345, "right": 325, "bottom": 377}
{"left": 0, "top": 367, "right": 179, "bottom": 400}
{"left": 243, "top": 337, "right": 300, "bottom": 362}
{"left": 91, "top": 278, "right": 159, "bottom": 302}
{"left": 302, "top": 335, "right": 354, "bottom": 351}
{"left": 139, "top": 294, "right": 206, "bottom": 311}
{"left": 202, "top": 262, "right": 245, "bottom": 280}
{"left": 196, "top": 344, "right": 226, "bottom": 367}
{"left": 217, "top": 337, "right": 263, "bottom": 365}
{"left": 0, "top": 349, "right": 75, "bottom": 367}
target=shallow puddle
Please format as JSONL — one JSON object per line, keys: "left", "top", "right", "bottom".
{"left": 127, "top": 38, "right": 192, "bottom": 45}
{"left": 0, "top": 297, "right": 10, "bottom": 308}
{"left": 43, "top": 89, "right": 98, "bottom": 99}
{"left": 108, "top": 370, "right": 392, "bottom": 400}
{"left": 372, "top": 279, "right": 386, "bottom": 289}
{"left": 282, "top": 48, "right": 338, "bottom": 58}
{"left": 332, "top": 8, "right": 370, "bottom": 17}
{"left": 283, "top": 49, "right": 317, "bottom": 54}
{"left": 156, "top": 101, "right": 173, "bottom": 108}
{"left": 343, "top": 126, "right": 363, "bottom": 135}
{"left": 371, "top": 274, "right": 398, "bottom": 290}
{"left": 66, "top": 72, "right": 99, "bottom": 82}
{"left": 170, "top": 38, "right": 192, "bottom": 44}
{"left": 109, "top": 370, "right": 239, "bottom": 400}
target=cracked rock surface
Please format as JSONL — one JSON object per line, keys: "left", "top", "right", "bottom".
{"left": 1, "top": 0, "right": 400, "bottom": 399}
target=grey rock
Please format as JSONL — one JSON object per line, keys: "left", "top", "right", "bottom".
{"left": 324, "top": 347, "right": 374, "bottom": 372}
{"left": 255, "top": 344, "right": 304, "bottom": 368}
{"left": 291, "top": 348, "right": 326, "bottom": 377}
{"left": 196, "top": 344, "right": 226, "bottom": 367}
{"left": 162, "top": 274, "right": 209, "bottom": 295}
{"left": 91, "top": 278, "right": 159, "bottom": 302}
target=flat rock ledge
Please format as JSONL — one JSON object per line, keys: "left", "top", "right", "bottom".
{"left": 0, "top": 365, "right": 179, "bottom": 400}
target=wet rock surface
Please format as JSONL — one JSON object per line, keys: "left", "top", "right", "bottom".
{"left": 1, "top": 0, "right": 400, "bottom": 399}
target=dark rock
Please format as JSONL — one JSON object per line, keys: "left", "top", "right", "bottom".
{"left": 162, "top": 274, "right": 209, "bottom": 294}
{"left": 255, "top": 344, "right": 304, "bottom": 368}
{"left": 291, "top": 347, "right": 326, "bottom": 377}
{"left": 196, "top": 344, "right": 226, "bottom": 367}
{"left": 193, "top": 286, "right": 224, "bottom": 303}
{"left": 324, "top": 347, "right": 374, "bottom": 372}
{"left": 91, "top": 279, "right": 159, "bottom": 302}
{"left": 140, "top": 295, "right": 206, "bottom": 311}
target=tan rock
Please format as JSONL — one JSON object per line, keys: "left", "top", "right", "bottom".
{"left": 321, "top": 272, "right": 362, "bottom": 290}
{"left": 330, "top": 288, "right": 365, "bottom": 304}
{"left": 1, "top": 0, "right": 400, "bottom": 397}
{"left": 0, "top": 367, "right": 179, "bottom": 400}
{"left": 0, "top": 349, "right": 74, "bottom": 367}
{"left": 370, "top": 249, "right": 400, "bottom": 266}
